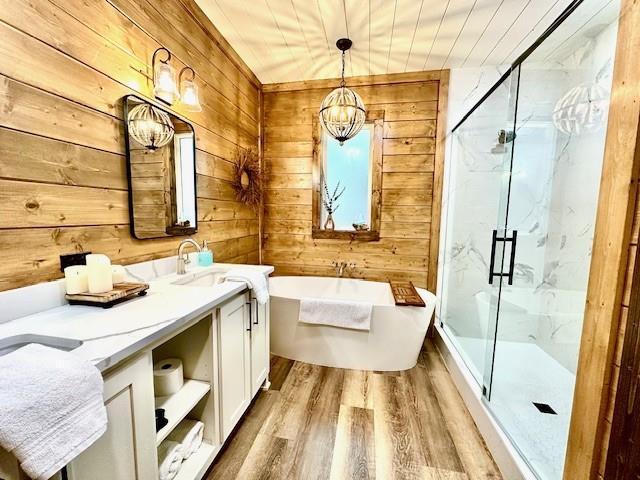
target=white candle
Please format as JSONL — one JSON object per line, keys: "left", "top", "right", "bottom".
{"left": 88, "top": 264, "right": 113, "bottom": 293}
{"left": 64, "top": 266, "right": 88, "bottom": 294}
{"left": 86, "top": 254, "right": 111, "bottom": 266}
{"left": 112, "top": 265, "right": 127, "bottom": 284}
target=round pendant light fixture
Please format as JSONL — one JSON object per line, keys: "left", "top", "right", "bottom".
{"left": 552, "top": 81, "right": 609, "bottom": 135}
{"left": 127, "top": 103, "right": 175, "bottom": 150}
{"left": 319, "top": 38, "right": 366, "bottom": 145}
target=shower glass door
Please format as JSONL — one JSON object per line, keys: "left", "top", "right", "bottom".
{"left": 482, "top": 1, "right": 621, "bottom": 479}
{"left": 439, "top": 69, "right": 519, "bottom": 385}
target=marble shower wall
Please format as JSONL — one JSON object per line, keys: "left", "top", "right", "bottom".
{"left": 517, "top": 20, "right": 618, "bottom": 372}
{"left": 438, "top": 17, "right": 618, "bottom": 375}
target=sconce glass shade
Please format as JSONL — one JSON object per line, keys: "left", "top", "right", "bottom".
{"left": 552, "top": 82, "right": 609, "bottom": 135}
{"left": 319, "top": 86, "right": 366, "bottom": 145}
{"left": 127, "top": 103, "right": 175, "bottom": 150}
{"left": 153, "top": 60, "right": 178, "bottom": 105}
{"left": 180, "top": 78, "right": 202, "bottom": 112}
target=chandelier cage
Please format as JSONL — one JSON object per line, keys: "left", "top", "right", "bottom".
{"left": 552, "top": 82, "right": 610, "bottom": 136}
{"left": 319, "top": 39, "right": 366, "bottom": 145}
{"left": 127, "top": 103, "right": 175, "bottom": 150}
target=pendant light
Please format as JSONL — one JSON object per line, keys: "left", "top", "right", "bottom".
{"left": 152, "top": 47, "right": 178, "bottom": 105}
{"left": 179, "top": 67, "right": 202, "bottom": 112}
{"left": 319, "top": 38, "right": 366, "bottom": 145}
{"left": 552, "top": 81, "right": 609, "bottom": 135}
{"left": 127, "top": 103, "right": 175, "bottom": 150}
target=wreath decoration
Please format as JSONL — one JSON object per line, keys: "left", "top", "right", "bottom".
{"left": 232, "top": 148, "right": 264, "bottom": 211}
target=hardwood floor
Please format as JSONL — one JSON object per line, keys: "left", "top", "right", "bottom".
{"left": 206, "top": 341, "right": 501, "bottom": 480}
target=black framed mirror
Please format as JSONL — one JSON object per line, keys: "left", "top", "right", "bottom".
{"left": 123, "top": 95, "right": 198, "bottom": 239}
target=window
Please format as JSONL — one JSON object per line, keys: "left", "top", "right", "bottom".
{"left": 173, "top": 133, "right": 196, "bottom": 226}
{"left": 312, "top": 111, "right": 383, "bottom": 241}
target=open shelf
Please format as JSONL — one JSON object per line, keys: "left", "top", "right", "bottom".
{"left": 155, "top": 379, "right": 211, "bottom": 445}
{"left": 174, "top": 442, "right": 218, "bottom": 480}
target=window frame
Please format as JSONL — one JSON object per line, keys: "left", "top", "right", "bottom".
{"left": 311, "top": 110, "right": 383, "bottom": 241}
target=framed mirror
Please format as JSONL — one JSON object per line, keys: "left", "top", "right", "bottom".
{"left": 124, "top": 95, "right": 197, "bottom": 239}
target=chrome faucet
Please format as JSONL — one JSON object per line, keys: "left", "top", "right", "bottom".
{"left": 177, "top": 239, "right": 202, "bottom": 275}
{"left": 331, "top": 261, "right": 356, "bottom": 277}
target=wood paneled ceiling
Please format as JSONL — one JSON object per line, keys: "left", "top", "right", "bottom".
{"left": 195, "top": 0, "right": 575, "bottom": 84}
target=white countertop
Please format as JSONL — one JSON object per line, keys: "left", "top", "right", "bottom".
{"left": 0, "top": 261, "right": 274, "bottom": 372}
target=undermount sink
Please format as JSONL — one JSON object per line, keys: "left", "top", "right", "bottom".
{"left": 0, "top": 334, "right": 83, "bottom": 357}
{"left": 172, "top": 271, "right": 226, "bottom": 287}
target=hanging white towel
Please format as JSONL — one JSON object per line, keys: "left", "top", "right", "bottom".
{"left": 158, "top": 440, "right": 184, "bottom": 480}
{"left": 0, "top": 344, "right": 107, "bottom": 480}
{"left": 167, "top": 419, "right": 204, "bottom": 459}
{"left": 224, "top": 268, "right": 269, "bottom": 305}
{"left": 299, "top": 297, "right": 373, "bottom": 331}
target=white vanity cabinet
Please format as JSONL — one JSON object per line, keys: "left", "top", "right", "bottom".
{"left": 68, "top": 352, "right": 157, "bottom": 480}
{"left": 218, "top": 293, "right": 251, "bottom": 439}
{"left": 0, "top": 353, "right": 157, "bottom": 480}
{"left": 0, "top": 287, "right": 270, "bottom": 480}
{"left": 249, "top": 295, "right": 270, "bottom": 396}
{"left": 217, "top": 292, "right": 270, "bottom": 440}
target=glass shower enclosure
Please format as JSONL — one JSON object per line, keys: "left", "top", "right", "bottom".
{"left": 438, "top": 0, "right": 621, "bottom": 478}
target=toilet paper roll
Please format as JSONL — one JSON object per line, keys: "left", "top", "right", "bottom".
{"left": 153, "top": 358, "right": 184, "bottom": 397}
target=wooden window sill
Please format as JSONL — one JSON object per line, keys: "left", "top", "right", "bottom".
{"left": 311, "top": 228, "right": 380, "bottom": 242}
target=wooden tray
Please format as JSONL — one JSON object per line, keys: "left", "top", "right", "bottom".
{"left": 66, "top": 282, "right": 149, "bottom": 309}
{"left": 389, "top": 281, "right": 426, "bottom": 307}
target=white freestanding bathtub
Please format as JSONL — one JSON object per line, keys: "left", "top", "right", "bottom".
{"left": 269, "top": 276, "right": 437, "bottom": 371}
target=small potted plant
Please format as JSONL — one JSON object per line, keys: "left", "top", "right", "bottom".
{"left": 320, "top": 171, "right": 345, "bottom": 230}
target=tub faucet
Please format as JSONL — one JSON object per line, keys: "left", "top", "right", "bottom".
{"left": 331, "top": 261, "right": 356, "bottom": 277}
{"left": 177, "top": 239, "right": 202, "bottom": 274}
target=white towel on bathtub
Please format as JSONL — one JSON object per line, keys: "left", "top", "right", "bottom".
{"left": 299, "top": 297, "right": 373, "bottom": 331}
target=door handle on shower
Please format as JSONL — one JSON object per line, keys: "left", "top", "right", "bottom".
{"left": 507, "top": 230, "right": 518, "bottom": 285}
{"left": 488, "top": 229, "right": 518, "bottom": 285}
{"left": 488, "top": 230, "right": 498, "bottom": 285}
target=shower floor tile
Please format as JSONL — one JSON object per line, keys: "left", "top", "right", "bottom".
{"left": 456, "top": 336, "right": 574, "bottom": 480}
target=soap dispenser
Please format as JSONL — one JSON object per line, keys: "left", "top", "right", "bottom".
{"left": 198, "top": 240, "right": 214, "bottom": 266}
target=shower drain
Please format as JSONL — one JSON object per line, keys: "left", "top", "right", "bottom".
{"left": 533, "top": 402, "right": 557, "bottom": 415}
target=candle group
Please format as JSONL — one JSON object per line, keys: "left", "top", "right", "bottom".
{"left": 63, "top": 254, "right": 128, "bottom": 295}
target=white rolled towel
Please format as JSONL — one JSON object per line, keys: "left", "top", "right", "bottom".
{"left": 158, "top": 440, "right": 184, "bottom": 480}
{"left": 168, "top": 419, "right": 204, "bottom": 459}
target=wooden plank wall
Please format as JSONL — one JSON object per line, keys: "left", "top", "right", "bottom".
{"left": 596, "top": 189, "right": 640, "bottom": 478}
{"left": 0, "top": 0, "right": 261, "bottom": 292}
{"left": 261, "top": 72, "right": 446, "bottom": 289}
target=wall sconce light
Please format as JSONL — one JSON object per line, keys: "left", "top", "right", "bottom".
{"left": 179, "top": 67, "right": 202, "bottom": 112}
{"left": 152, "top": 47, "right": 178, "bottom": 105}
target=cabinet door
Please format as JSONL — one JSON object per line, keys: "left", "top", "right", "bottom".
{"left": 0, "top": 446, "right": 23, "bottom": 480}
{"left": 250, "top": 297, "right": 270, "bottom": 396}
{"left": 218, "top": 294, "right": 251, "bottom": 440}
{"left": 68, "top": 352, "right": 157, "bottom": 480}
